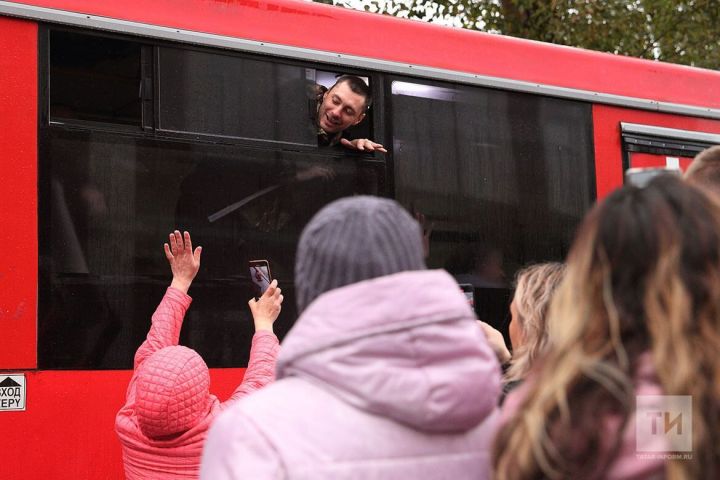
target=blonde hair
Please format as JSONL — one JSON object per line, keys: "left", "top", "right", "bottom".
{"left": 493, "top": 176, "right": 720, "bottom": 479}
{"left": 505, "top": 262, "right": 565, "bottom": 383}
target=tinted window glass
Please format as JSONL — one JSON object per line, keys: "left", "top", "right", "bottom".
{"left": 39, "top": 129, "right": 383, "bottom": 369}
{"left": 391, "top": 80, "right": 595, "bottom": 333}
{"left": 50, "top": 31, "right": 142, "bottom": 126}
{"left": 158, "top": 48, "right": 316, "bottom": 145}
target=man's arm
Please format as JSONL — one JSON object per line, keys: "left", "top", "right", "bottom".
{"left": 224, "top": 280, "right": 283, "bottom": 405}
{"left": 134, "top": 230, "right": 202, "bottom": 369}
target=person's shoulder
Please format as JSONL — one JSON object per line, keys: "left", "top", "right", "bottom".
{"left": 310, "top": 83, "right": 327, "bottom": 100}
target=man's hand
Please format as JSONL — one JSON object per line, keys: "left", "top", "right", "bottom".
{"left": 477, "top": 320, "right": 512, "bottom": 365}
{"left": 340, "top": 138, "right": 387, "bottom": 153}
{"left": 164, "top": 230, "right": 202, "bottom": 294}
{"left": 248, "top": 279, "right": 283, "bottom": 333}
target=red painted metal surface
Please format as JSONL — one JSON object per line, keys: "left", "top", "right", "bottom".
{"left": 0, "top": 368, "right": 247, "bottom": 479}
{"left": 0, "top": 16, "right": 37, "bottom": 369}
{"left": 592, "top": 105, "right": 720, "bottom": 199}
{"left": 6, "top": 0, "right": 720, "bottom": 110}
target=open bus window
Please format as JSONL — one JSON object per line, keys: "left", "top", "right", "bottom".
{"left": 157, "top": 47, "right": 317, "bottom": 146}
{"left": 50, "top": 30, "right": 142, "bottom": 126}
{"left": 391, "top": 79, "right": 595, "bottom": 336}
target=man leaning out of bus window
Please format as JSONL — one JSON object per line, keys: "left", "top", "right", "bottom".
{"left": 115, "top": 230, "right": 283, "bottom": 480}
{"left": 314, "top": 75, "right": 387, "bottom": 153}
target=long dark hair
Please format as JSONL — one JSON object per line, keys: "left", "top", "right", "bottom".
{"left": 493, "top": 176, "right": 720, "bottom": 479}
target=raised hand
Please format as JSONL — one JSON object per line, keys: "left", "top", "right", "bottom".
{"left": 164, "top": 230, "right": 202, "bottom": 294}
{"left": 248, "top": 279, "right": 283, "bottom": 333}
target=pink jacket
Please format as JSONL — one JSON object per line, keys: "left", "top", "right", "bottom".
{"left": 201, "top": 270, "right": 502, "bottom": 480}
{"left": 115, "top": 287, "right": 279, "bottom": 479}
{"left": 501, "top": 353, "right": 666, "bottom": 479}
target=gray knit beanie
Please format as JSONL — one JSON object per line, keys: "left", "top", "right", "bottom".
{"left": 295, "top": 196, "right": 426, "bottom": 313}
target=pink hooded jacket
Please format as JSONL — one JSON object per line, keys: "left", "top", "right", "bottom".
{"left": 115, "top": 287, "right": 279, "bottom": 479}
{"left": 201, "top": 270, "right": 502, "bottom": 480}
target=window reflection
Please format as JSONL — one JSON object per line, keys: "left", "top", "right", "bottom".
{"left": 39, "top": 130, "right": 382, "bottom": 369}
{"left": 391, "top": 79, "right": 595, "bottom": 333}
{"left": 158, "top": 48, "right": 317, "bottom": 146}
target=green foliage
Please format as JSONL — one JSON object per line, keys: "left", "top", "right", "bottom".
{"left": 315, "top": 0, "right": 720, "bottom": 69}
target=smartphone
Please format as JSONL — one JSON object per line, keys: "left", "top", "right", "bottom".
{"left": 459, "top": 283, "right": 475, "bottom": 308}
{"left": 249, "top": 260, "right": 272, "bottom": 297}
{"left": 625, "top": 166, "right": 681, "bottom": 188}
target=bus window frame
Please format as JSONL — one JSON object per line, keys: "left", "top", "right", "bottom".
{"left": 620, "top": 122, "right": 719, "bottom": 175}
{"left": 37, "top": 24, "right": 390, "bottom": 370}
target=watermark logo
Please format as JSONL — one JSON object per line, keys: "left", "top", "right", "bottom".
{"left": 636, "top": 395, "right": 692, "bottom": 454}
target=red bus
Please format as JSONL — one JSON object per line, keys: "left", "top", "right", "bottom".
{"left": 2, "top": 0, "right": 720, "bottom": 477}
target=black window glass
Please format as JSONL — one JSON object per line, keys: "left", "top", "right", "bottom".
{"left": 39, "top": 129, "right": 383, "bottom": 369}
{"left": 391, "top": 80, "right": 595, "bottom": 336}
{"left": 50, "top": 30, "right": 142, "bottom": 126}
{"left": 158, "top": 48, "right": 316, "bottom": 146}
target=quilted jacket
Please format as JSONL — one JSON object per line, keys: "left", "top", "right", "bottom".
{"left": 115, "top": 287, "right": 279, "bottom": 479}
{"left": 200, "top": 269, "right": 502, "bottom": 480}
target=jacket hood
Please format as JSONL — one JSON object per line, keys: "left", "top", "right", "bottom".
{"left": 135, "top": 345, "right": 211, "bottom": 438}
{"left": 278, "top": 269, "right": 501, "bottom": 433}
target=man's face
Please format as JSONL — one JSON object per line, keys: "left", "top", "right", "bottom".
{"left": 317, "top": 81, "right": 366, "bottom": 134}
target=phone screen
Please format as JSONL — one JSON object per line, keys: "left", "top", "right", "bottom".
{"left": 249, "top": 260, "right": 272, "bottom": 296}
{"left": 459, "top": 283, "right": 474, "bottom": 308}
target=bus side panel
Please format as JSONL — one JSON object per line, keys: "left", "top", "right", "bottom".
{"left": 0, "top": 368, "right": 247, "bottom": 479}
{"left": 0, "top": 17, "right": 38, "bottom": 368}
{"left": 593, "top": 104, "right": 720, "bottom": 199}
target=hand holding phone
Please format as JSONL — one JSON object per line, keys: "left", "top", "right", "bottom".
{"left": 248, "top": 278, "right": 283, "bottom": 333}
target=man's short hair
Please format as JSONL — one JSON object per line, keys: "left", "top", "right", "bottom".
{"left": 685, "top": 145, "right": 720, "bottom": 192}
{"left": 331, "top": 75, "right": 372, "bottom": 111}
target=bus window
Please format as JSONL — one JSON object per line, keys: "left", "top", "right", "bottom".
{"left": 41, "top": 29, "right": 387, "bottom": 369}
{"left": 621, "top": 122, "right": 720, "bottom": 175}
{"left": 390, "top": 79, "right": 595, "bottom": 332}
{"left": 38, "top": 127, "right": 383, "bottom": 369}
{"left": 157, "top": 47, "right": 317, "bottom": 146}
{"left": 50, "top": 30, "right": 143, "bottom": 126}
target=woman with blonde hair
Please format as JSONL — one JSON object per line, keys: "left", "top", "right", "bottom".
{"left": 504, "top": 262, "right": 565, "bottom": 391}
{"left": 494, "top": 175, "right": 720, "bottom": 479}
